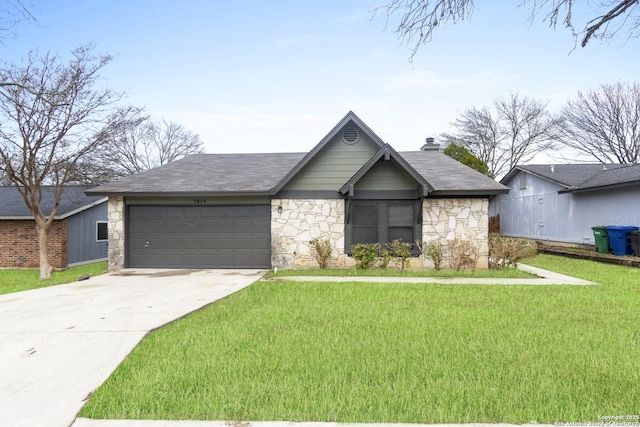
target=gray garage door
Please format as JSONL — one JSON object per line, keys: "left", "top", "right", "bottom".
{"left": 127, "top": 205, "right": 271, "bottom": 268}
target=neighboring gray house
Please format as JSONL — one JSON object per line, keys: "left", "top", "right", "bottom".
{"left": 491, "top": 164, "right": 640, "bottom": 245}
{"left": 88, "top": 112, "right": 508, "bottom": 270}
{"left": 0, "top": 186, "right": 108, "bottom": 268}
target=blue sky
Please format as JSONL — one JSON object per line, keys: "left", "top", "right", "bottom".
{"left": 3, "top": 0, "right": 639, "bottom": 159}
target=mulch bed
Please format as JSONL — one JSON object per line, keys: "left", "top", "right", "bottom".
{"left": 537, "top": 244, "right": 640, "bottom": 268}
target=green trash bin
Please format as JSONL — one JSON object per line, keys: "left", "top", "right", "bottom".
{"left": 592, "top": 226, "right": 610, "bottom": 254}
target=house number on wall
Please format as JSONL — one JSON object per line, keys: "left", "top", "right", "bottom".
{"left": 193, "top": 199, "right": 207, "bottom": 204}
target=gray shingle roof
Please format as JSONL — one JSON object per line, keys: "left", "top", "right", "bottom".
{"left": 87, "top": 150, "right": 507, "bottom": 196}
{"left": 87, "top": 153, "right": 307, "bottom": 195}
{"left": 0, "top": 186, "right": 106, "bottom": 218}
{"left": 510, "top": 164, "right": 640, "bottom": 192}
{"left": 401, "top": 151, "right": 508, "bottom": 194}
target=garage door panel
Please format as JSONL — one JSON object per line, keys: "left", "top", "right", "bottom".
{"left": 127, "top": 205, "right": 271, "bottom": 268}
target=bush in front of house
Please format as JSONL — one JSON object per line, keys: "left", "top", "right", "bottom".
{"left": 309, "top": 238, "right": 333, "bottom": 269}
{"left": 489, "top": 234, "right": 537, "bottom": 269}
{"left": 351, "top": 243, "right": 380, "bottom": 270}
{"left": 387, "top": 239, "right": 412, "bottom": 270}
{"left": 418, "top": 240, "right": 444, "bottom": 270}
{"left": 450, "top": 238, "right": 479, "bottom": 271}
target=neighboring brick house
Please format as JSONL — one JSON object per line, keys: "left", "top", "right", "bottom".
{"left": 0, "top": 186, "right": 108, "bottom": 268}
{"left": 88, "top": 111, "right": 508, "bottom": 271}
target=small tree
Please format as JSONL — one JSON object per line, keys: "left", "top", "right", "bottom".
{"left": 443, "top": 142, "right": 490, "bottom": 176}
{"left": 0, "top": 45, "right": 135, "bottom": 279}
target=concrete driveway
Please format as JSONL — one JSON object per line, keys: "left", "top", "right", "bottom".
{"left": 0, "top": 268, "right": 265, "bottom": 427}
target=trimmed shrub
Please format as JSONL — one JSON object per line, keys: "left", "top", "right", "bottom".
{"left": 309, "top": 238, "right": 332, "bottom": 269}
{"left": 419, "top": 240, "right": 444, "bottom": 270}
{"left": 489, "top": 234, "right": 537, "bottom": 268}
{"left": 450, "top": 238, "right": 479, "bottom": 271}
{"left": 351, "top": 243, "right": 380, "bottom": 270}
{"left": 387, "top": 239, "right": 412, "bottom": 270}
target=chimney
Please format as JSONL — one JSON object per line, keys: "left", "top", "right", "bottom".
{"left": 421, "top": 137, "right": 440, "bottom": 151}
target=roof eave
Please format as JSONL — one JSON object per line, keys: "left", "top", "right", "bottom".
{"left": 429, "top": 189, "right": 510, "bottom": 197}
{"left": 85, "top": 190, "right": 274, "bottom": 197}
{"left": 558, "top": 179, "right": 640, "bottom": 194}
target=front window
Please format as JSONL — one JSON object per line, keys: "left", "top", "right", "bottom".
{"left": 347, "top": 200, "right": 421, "bottom": 252}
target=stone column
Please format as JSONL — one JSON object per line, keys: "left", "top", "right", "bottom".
{"left": 107, "top": 197, "right": 125, "bottom": 271}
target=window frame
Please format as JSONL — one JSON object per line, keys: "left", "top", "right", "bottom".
{"left": 96, "top": 221, "right": 108, "bottom": 242}
{"left": 345, "top": 199, "right": 422, "bottom": 255}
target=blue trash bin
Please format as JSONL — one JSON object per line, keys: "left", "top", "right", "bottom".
{"left": 605, "top": 226, "right": 640, "bottom": 255}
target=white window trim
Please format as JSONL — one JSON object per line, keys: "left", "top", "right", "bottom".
{"left": 96, "top": 221, "right": 108, "bottom": 242}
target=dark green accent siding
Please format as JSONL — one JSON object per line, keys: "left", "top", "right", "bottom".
{"left": 283, "top": 133, "right": 380, "bottom": 191}
{"left": 355, "top": 161, "right": 419, "bottom": 191}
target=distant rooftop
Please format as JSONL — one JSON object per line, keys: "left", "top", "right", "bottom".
{"left": 0, "top": 186, "right": 106, "bottom": 218}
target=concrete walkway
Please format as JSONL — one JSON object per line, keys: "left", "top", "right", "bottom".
{"left": 271, "top": 263, "right": 595, "bottom": 286}
{"left": 0, "top": 269, "right": 265, "bottom": 427}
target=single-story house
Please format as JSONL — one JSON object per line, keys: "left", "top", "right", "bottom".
{"left": 0, "top": 186, "right": 108, "bottom": 268}
{"left": 87, "top": 112, "right": 508, "bottom": 270}
{"left": 490, "top": 163, "right": 640, "bottom": 245}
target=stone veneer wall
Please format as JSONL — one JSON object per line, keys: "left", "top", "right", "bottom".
{"left": 107, "top": 196, "right": 125, "bottom": 271}
{"left": 271, "top": 199, "right": 355, "bottom": 269}
{"left": 422, "top": 198, "right": 489, "bottom": 269}
{"left": 272, "top": 197, "right": 490, "bottom": 270}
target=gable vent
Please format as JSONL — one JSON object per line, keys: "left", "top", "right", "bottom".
{"left": 342, "top": 127, "right": 360, "bottom": 144}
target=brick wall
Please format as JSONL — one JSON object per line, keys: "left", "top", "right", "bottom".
{"left": 0, "top": 220, "right": 68, "bottom": 268}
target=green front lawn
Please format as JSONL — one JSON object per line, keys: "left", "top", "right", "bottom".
{"left": 81, "top": 254, "right": 640, "bottom": 423}
{"left": 0, "top": 262, "right": 108, "bottom": 295}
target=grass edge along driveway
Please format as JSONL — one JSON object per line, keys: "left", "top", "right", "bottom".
{"left": 81, "top": 254, "right": 640, "bottom": 423}
{"left": 0, "top": 262, "right": 108, "bottom": 295}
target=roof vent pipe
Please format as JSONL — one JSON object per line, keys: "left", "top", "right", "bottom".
{"left": 421, "top": 137, "right": 440, "bottom": 151}
{"left": 550, "top": 165, "right": 555, "bottom": 173}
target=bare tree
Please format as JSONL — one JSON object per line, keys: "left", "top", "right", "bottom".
{"left": 443, "top": 93, "right": 561, "bottom": 178}
{"left": 374, "top": 0, "right": 640, "bottom": 60}
{"left": 0, "top": 0, "right": 36, "bottom": 42}
{"left": 95, "top": 117, "right": 204, "bottom": 177}
{"left": 559, "top": 81, "right": 640, "bottom": 163}
{"left": 0, "top": 44, "right": 135, "bottom": 279}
